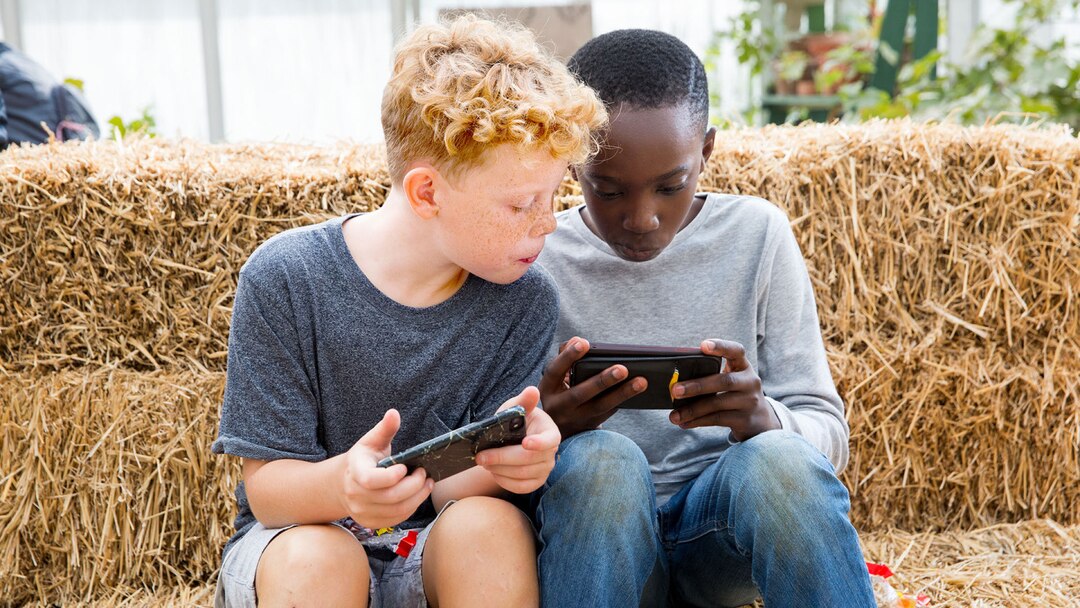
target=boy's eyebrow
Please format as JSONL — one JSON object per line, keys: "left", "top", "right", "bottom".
{"left": 589, "top": 165, "right": 690, "bottom": 184}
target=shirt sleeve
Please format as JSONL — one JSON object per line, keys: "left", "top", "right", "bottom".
{"left": 756, "top": 216, "right": 851, "bottom": 472}
{"left": 211, "top": 271, "right": 326, "bottom": 463}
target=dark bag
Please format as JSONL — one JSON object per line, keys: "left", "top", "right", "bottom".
{"left": 0, "top": 42, "right": 100, "bottom": 145}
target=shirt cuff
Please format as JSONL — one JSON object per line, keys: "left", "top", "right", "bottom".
{"left": 766, "top": 396, "right": 797, "bottom": 432}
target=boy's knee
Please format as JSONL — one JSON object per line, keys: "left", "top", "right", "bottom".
{"left": 257, "top": 525, "right": 368, "bottom": 592}
{"left": 438, "top": 496, "right": 531, "bottom": 538}
{"left": 551, "top": 430, "right": 651, "bottom": 494}
{"left": 724, "top": 431, "right": 848, "bottom": 517}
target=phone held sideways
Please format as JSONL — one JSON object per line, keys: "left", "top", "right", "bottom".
{"left": 377, "top": 406, "right": 527, "bottom": 481}
{"left": 568, "top": 343, "right": 724, "bottom": 409}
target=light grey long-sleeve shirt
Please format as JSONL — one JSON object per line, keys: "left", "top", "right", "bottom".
{"left": 537, "top": 194, "right": 849, "bottom": 506}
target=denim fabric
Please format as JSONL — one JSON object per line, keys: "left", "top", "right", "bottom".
{"left": 530, "top": 430, "right": 876, "bottom": 608}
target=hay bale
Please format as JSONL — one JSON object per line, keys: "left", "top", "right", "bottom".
{"left": 18, "top": 583, "right": 217, "bottom": 608}
{"left": 0, "top": 138, "right": 388, "bottom": 372}
{"left": 1, "top": 122, "right": 1078, "bottom": 599}
{"left": 697, "top": 122, "right": 1080, "bottom": 531}
{"left": 0, "top": 369, "right": 234, "bottom": 605}
{"left": 861, "top": 519, "right": 1080, "bottom": 606}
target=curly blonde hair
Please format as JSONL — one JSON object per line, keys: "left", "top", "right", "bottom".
{"left": 381, "top": 15, "right": 607, "bottom": 182}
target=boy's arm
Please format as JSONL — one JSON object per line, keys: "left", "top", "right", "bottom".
{"left": 751, "top": 215, "right": 849, "bottom": 469}
{"left": 243, "top": 455, "right": 351, "bottom": 527}
{"left": 668, "top": 214, "right": 848, "bottom": 471}
{"left": 245, "top": 409, "right": 434, "bottom": 530}
{"left": 215, "top": 272, "right": 432, "bottom": 529}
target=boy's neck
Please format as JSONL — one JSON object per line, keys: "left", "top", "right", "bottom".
{"left": 341, "top": 189, "right": 469, "bottom": 308}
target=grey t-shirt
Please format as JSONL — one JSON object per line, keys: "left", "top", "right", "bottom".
{"left": 537, "top": 194, "right": 849, "bottom": 506}
{"left": 213, "top": 214, "right": 558, "bottom": 555}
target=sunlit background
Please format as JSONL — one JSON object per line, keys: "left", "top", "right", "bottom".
{"left": 1, "top": 0, "right": 1078, "bottom": 143}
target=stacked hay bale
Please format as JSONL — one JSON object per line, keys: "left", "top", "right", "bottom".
{"left": 1, "top": 121, "right": 1077, "bottom": 604}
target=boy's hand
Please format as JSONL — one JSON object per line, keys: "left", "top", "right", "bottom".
{"left": 538, "top": 337, "right": 647, "bottom": 437}
{"left": 475, "top": 386, "right": 562, "bottom": 494}
{"left": 668, "top": 339, "right": 781, "bottom": 441}
{"left": 341, "top": 409, "right": 434, "bottom": 529}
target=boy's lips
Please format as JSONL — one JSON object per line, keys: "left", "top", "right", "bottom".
{"left": 518, "top": 254, "right": 539, "bottom": 264}
{"left": 613, "top": 244, "right": 661, "bottom": 262}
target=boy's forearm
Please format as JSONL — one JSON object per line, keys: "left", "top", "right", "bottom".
{"left": 431, "top": 466, "right": 507, "bottom": 511}
{"left": 244, "top": 455, "right": 349, "bottom": 529}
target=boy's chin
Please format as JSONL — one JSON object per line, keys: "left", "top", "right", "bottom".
{"left": 470, "top": 265, "right": 531, "bottom": 285}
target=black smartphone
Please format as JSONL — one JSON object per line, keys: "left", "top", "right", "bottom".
{"left": 376, "top": 406, "right": 527, "bottom": 481}
{"left": 568, "top": 343, "right": 724, "bottom": 409}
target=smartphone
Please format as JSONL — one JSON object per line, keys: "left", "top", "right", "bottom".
{"left": 568, "top": 343, "right": 724, "bottom": 409}
{"left": 376, "top": 406, "right": 527, "bottom": 481}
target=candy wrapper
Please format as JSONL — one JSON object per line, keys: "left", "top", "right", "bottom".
{"left": 867, "top": 562, "right": 930, "bottom": 608}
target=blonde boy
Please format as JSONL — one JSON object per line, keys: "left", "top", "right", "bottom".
{"left": 212, "top": 16, "right": 605, "bottom": 608}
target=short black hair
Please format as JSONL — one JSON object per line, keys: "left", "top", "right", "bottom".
{"left": 567, "top": 29, "right": 709, "bottom": 130}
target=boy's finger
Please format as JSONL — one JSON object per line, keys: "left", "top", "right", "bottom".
{"left": 702, "top": 339, "right": 748, "bottom": 371}
{"left": 676, "top": 407, "right": 741, "bottom": 430}
{"left": 581, "top": 374, "right": 646, "bottom": 416}
{"left": 670, "top": 392, "right": 753, "bottom": 427}
{"left": 356, "top": 409, "right": 401, "bottom": 452}
{"left": 364, "top": 477, "right": 434, "bottom": 520}
{"left": 563, "top": 363, "right": 631, "bottom": 405}
{"left": 673, "top": 367, "right": 758, "bottom": 399}
{"left": 522, "top": 425, "right": 561, "bottom": 452}
{"left": 541, "top": 337, "right": 590, "bottom": 389}
{"left": 481, "top": 461, "right": 553, "bottom": 481}
{"left": 353, "top": 460, "right": 408, "bottom": 490}
{"left": 499, "top": 385, "right": 541, "bottom": 414}
{"left": 476, "top": 443, "right": 556, "bottom": 467}
{"left": 365, "top": 467, "right": 429, "bottom": 505}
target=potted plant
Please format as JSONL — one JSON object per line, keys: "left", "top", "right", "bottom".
{"left": 814, "top": 41, "right": 875, "bottom": 95}
{"left": 773, "top": 50, "right": 810, "bottom": 95}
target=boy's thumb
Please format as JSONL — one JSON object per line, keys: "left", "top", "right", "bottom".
{"left": 516, "top": 386, "right": 541, "bottom": 414}
{"left": 358, "top": 409, "right": 401, "bottom": 451}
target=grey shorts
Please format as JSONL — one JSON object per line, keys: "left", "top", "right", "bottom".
{"left": 214, "top": 508, "right": 449, "bottom": 608}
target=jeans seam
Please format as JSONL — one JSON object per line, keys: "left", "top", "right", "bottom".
{"left": 675, "top": 523, "right": 751, "bottom": 559}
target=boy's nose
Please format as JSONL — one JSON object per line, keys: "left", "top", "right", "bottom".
{"left": 533, "top": 207, "right": 557, "bottom": 237}
{"left": 623, "top": 207, "right": 660, "bottom": 234}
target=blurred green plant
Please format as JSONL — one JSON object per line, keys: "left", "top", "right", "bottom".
{"left": 706, "top": 1, "right": 782, "bottom": 125}
{"left": 108, "top": 106, "right": 157, "bottom": 140}
{"left": 715, "top": 0, "right": 1080, "bottom": 131}
{"left": 778, "top": 50, "right": 812, "bottom": 82}
{"left": 842, "top": 0, "right": 1080, "bottom": 130}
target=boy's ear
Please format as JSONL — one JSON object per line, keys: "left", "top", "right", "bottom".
{"left": 700, "top": 126, "right": 717, "bottom": 171}
{"left": 402, "top": 166, "right": 440, "bottom": 220}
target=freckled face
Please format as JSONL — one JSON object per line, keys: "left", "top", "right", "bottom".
{"left": 432, "top": 144, "right": 565, "bottom": 284}
{"left": 577, "top": 104, "right": 714, "bottom": 262}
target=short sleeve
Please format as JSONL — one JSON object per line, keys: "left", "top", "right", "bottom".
{"left": 211, "top": 271, "right": 326, "bottom": 462}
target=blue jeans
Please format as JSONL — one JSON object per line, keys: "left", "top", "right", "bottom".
{"left": 528, "top": 430, "right": 876, "bottom": 608}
